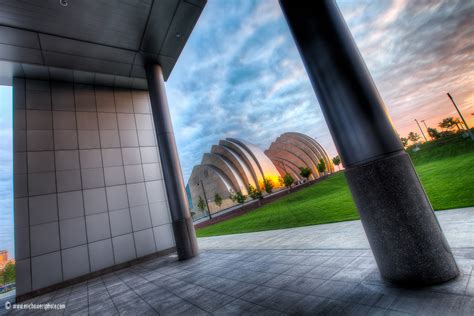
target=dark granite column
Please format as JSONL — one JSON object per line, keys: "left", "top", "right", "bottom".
{"left": 279, "top": 0, "right": 458, "bottom": 285}
{"left": 146, "top": 64, "right": 198, "bottom": 260}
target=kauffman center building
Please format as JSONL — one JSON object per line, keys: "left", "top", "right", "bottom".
{"left": 188, "top": 132, "right": 334, "bottom": 213}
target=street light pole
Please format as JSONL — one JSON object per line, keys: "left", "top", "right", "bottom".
{"left": 420, "top": 120, "right": 428, "bottom": 130}
{"left": 447, "top": 92, "right": 474, "bottom": 141}
{"left": 420, "top": 120, "right": 429, "bottom": 131}
{"left": 420, "top": 120, "right": 431, "bottom": 140}
{"left": 415, "top": 119, "right": 428, "bottom": 142}
{"left": 200, "top": 180, "right": 212, "bottom": 220}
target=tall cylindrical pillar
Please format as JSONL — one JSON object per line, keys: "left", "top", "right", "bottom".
{"left": 279, "top": 0, "right": 458, "bottom": 285}
{"left": 145, "top": 64, "right": 198, "bottom": 260}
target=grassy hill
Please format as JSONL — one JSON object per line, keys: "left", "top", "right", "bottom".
{"left": 197, "top": 133, "right": 474, "bottom": 237}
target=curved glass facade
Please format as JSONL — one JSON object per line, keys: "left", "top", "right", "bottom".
{"left": 265, "top": 132, "right": 334, "bottom": 180}
{"left": 187, "top": 133, "right": 333, "bottom": 215}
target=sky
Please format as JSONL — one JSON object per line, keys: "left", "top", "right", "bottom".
{"left": 0, "top": 85, "right": 13, "bottom": 258}
{"left": 166, "top": 0, "right": 474, "bottom": 181}
{"left": 0, "top": 1, "right": 473, "bottom": 254}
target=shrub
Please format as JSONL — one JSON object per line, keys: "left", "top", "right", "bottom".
{"left": 440, "top": 130, "right": 455, "bottom": 138}
{"left": 317, "top": 159, "right": 326, "bottom": 174}
{"left": 197, "top": 196, "right": 206, "bottom": 212}
{"left": 332, "top": 156, "right": 341, "bottom": 170}
{"left": 262, "top": 178, "right": 274, "bottom": 194}
{"left": 283, "top": 173, "right": 294, "bottom": 188}
{"left": 299, "top": 167, "right": 312, "bottom": 179}
{"left": 229, "top": 191, "right": 247, "bottom": 204}
{"left": 214, "top": 193, "right": 223, "bottom": 208}
{"left": 248, "top": 184, "right": 262, "bottom": 200}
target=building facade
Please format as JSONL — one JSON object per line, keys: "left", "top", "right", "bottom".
{"left": 13, "top": 79, "right": 174, "bottom": 294}
{"left": 0, "top": 251, "right": 7, "bottom": 270}
{"left": 188, "top": 133, "right": 333, "bottom": 216}
{"left": 0, "top": 0, "right": 206, "bottom": 299}
{"left": 188, "top": 138, "right": 283, "bottom": 215}
{"left": 265, "top": 132, "right": 334, "bottom": 180}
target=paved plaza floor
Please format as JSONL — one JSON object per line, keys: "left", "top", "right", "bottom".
{"left": 3, "top": 207, "right": 474, "bottom": 315}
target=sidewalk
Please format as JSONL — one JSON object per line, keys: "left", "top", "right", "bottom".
{"left": 198, "top": 207, "right": 474, "bottom": 250}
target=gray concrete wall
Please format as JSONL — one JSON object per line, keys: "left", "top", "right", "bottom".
{"left": 13, "top": 78, "right": 175, "bottom": 295}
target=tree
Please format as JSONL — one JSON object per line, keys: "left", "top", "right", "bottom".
{"left": 278, "top": 176, "right": 284, "bottom": 187}
{"left": 213, "top": 193, "right": 223, "bottom": 209}
{"left": 453, "top": 118, "right": 463, "bottom": 130}
{"left": 317, "top": 158, "right": 326, "bottom": 175}
{"left": 332, "top": 156, "right": 341, "bottom": 170}
{"left": 197, "top": 196, "right": 206, "bottom": 212}
{"left": 3, "top": 262, "right": 15, "bottom": 284}
{"left": 248, "top": 184, "right": 262, "bottom": 200}
{"left": 283, "top": 173, "right": 294, "bottom": 189}
{"left": 262, "top": 177, "right": 274, "bottom": 194}
{"left": 229, "top": 191, "right": 247, "bottom": 204}
{"left": 439, "top": 117, "right": 462, "bottom": 131}
{"left": 400, "top": 137, "right": 409, "bottom": 148}
{"left": 407, "top": 132, "right": 421, "bottom": 144}
{"left": 299, "top": 167, "right": 312, "bottom": 179}
{"left": 427, "top": 127, "right": 441, "bottom": 140}
{"left": 439, "top": 130, "right": 455, "bottom": 138}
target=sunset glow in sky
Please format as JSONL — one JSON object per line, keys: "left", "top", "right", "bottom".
{"left": 0, "top": 0, "right": 472, "bottom": 264}
{"left": 166, "top": 0, "right": 474, "bottom": 181}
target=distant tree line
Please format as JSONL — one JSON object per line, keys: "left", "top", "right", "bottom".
{"left": 0, "top": 262, "right": 15, "bottom": 285}
{"left": 400, "top": 116, "right": 468, "bottom": 148}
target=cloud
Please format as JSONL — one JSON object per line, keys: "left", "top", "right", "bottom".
{"left": 338, "top": 0, "right": 474, "bottom": 134}
{"left": 376, "top": 0, "right": 407, "bottom": 27}
{"left": 166, "top": 0, "right": 473, "bottom": 181}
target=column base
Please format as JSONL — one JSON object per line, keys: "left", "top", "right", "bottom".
{"left": 345, "top": 151, "right": 459, "bottom": 286}
{"left": 172, "top": 217, "right": 199, "bottom": 260}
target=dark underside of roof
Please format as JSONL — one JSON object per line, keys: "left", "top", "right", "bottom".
{"left": 0, "top": 0, "right": 206, "bottom": 88}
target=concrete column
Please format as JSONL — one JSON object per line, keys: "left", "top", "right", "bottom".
{"left": 279, "top": 0, "right": 458, "bottom": 285}
{"left": 145, "top": 64, "right": 198, "bottom": 260}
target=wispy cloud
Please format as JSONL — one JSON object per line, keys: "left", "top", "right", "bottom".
{"left": 340, "top": 0, "right": 474, "bottom": 135}
{"left": 166, "top": 0, "right": 474, "bottom": 181}
{"left": 0, "top": 0, "right": 470, "bottom": 257}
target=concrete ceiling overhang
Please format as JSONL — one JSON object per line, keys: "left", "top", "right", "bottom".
{"left": 0, "top": 0, "right": 206, "bottom": 88}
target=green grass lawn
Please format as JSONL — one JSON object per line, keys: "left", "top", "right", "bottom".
{"left": 197, "top": 133, "right": 474, "bottom": 237}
